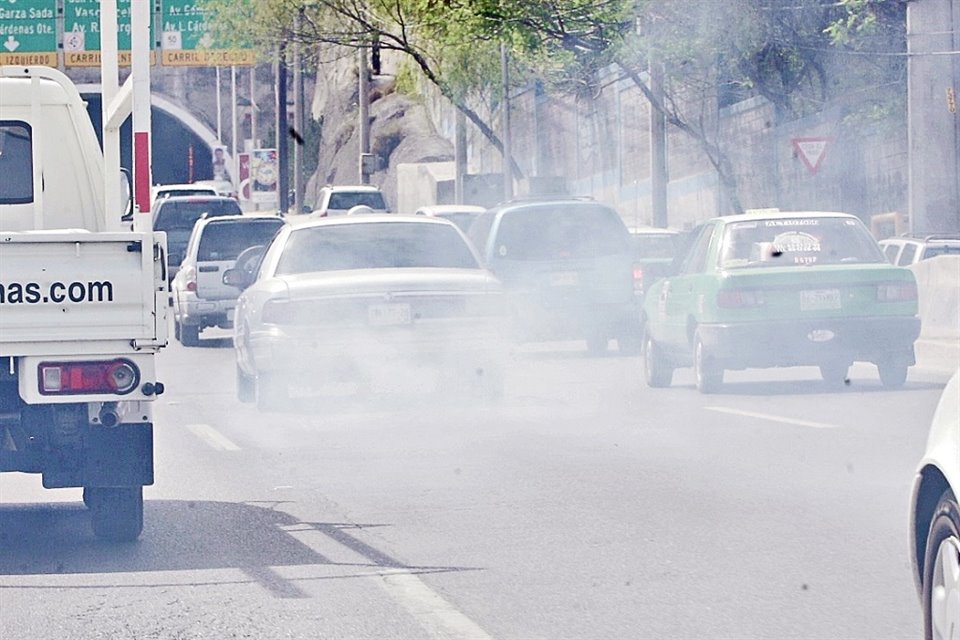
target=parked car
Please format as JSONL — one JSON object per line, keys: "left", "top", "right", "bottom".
{"left": 628, "top": 226, "right": 682, "bottom": 297}
{"left": 153, "top": 195, "right": 244, "bottom": 283}
{"left": 225, "top": 215, "right": 508, "bottom": 410}
{"left": 309, "top": 185, "right": 388, "bottom": 217}
{"left": 879, "top": 235, "right": 960, "bottom": 266}
{"left": 171, "top": 214, "right": 285, "bottom": 346}
{"left": 416, "top": 204, "right": 486, "bottom": 233}
{"left": 642, "top": 210, "right": 922, "bottom": 392}
{"left": 150, "top": 182, "right": 218, "bottom": 208}
{"left": 467, "top": 198, "right": 642, "bottom": 354}
{"left": 192, "top": 179, "right": 238, "bottom": 200}
{"left": 910, "top": 368, "right": 960, "bottom": 640}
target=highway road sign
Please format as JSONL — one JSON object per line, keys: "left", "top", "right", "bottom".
{"left": 63, "top": 0, "right": 156, "bottom": 67}
{"left": 0, "top": 0, "right": 57, "bottom": 66}
{"left": 160, "top": 0, "right": 253, "bottom": 66}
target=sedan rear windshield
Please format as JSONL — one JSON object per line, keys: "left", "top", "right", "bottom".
{"left": 276, "top": 222, "right": 479, "bottom": 274}
{"left": 495, "top": 205, "right": 629, "bottom": 261}
{"left": 720, "top": 217, "right": 886, "bottom": 268}
{"left": 154, "top": 199, "right": 243, "bottom": 231}
{"left": 198, "top": 219, "right": 284, "bottom": 261}
{"left": 328, "top": 191, "right": 387, "bottom": 210}
{"left": 632, "top": 234, "right": 678, "bottom": 260}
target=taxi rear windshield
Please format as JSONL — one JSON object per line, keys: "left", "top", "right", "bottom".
{"left": 720, "top": 217, "right": 885, "bottom": 268}
{"left": 198, "top": 219, "right": 284, "bottom": 261}
{"left": 496, "top": 205, "right": 629, "bottom": 261}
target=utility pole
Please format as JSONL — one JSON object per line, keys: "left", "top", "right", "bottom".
{"left": 649, "top": 58, "right": 668, "bottom": 228}
{"left": 358, "top": 45, "right": 371, "bottom": 184}
{"left": 292, "top": 13, "right": 305, "bottom": 214}
{"left": 500, "top": 43, "right": 513, "bottom": 201}
{"left": 455, "top": 109, "right": 467, "bottom": 204}
{"left": 277, "top": 44, "right": 290, "bottom": 214}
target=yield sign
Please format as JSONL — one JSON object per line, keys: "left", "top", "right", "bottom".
{"left": 792, "top": 137, "right": 832, "bottom": 175}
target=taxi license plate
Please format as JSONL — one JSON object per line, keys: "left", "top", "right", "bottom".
{"left": 368, "top": 303, "right": 412, "bottom": 326}
{"left": 550, "top": 271, "right": 579, "bottom": 286}
{"left": 800, "top": 289, "right": 841, "bottom": 311}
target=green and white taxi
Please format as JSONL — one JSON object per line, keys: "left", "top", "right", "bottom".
{"left": 642, "top": 211, "right": 921, "bottom": 392}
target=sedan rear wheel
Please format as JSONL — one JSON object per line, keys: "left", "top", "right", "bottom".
{"left": 237, "top": 364, "right": 255, "bottom": 403}
{"left": 878, "top": 358, "right": 909, "bottom": 388}
{"left": 694, "top": 332, "right": 723, "bottom": 394}
{"left": 643, "top": 336, "right": 673, "bottom": 388}
{"left": 256, "top": 373, "right": 288, "bottom": 412}
{"left": 923, "top": 490, "right": 960, "bottom": 640}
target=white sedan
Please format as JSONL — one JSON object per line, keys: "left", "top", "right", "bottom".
{"left": 910, "top": 368, "right": 960, "bottom": 640}
{"left": 226, "top": 215, "right": 508, "bottom": 410}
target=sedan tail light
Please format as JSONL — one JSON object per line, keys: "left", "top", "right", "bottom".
{"left": 39, "top": 360, "right": 140, "bottom": 396}
{"left": 632, "top": 266, "right": 644, "bottom": 294}
{"left": 876, "top": 282, "right": 917, "bottom": 302}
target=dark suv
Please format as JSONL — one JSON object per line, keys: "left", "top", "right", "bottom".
{"left": 467, "top": 198, "right": 641, "bottom": 354}
{"left": 153, "top": 195, "right": 244, "bottom": 283}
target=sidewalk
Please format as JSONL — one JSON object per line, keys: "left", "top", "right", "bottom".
{"left": 915, "top": 337, "right": 960, "bottom": 375}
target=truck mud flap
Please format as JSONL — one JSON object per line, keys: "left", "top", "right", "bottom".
{"left": 42, "top": 423, "right": 154, "bottom": 489}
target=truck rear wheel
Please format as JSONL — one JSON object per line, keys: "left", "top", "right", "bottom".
{"left": 87, "top": 486, "right": 143, "bottom": 542}
{"left": 179, "top": 322, "right": 200, "bottom": 347}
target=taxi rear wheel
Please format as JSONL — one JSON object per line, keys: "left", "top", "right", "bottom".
{"left": 643, "top": 336, "right": 673, "bottom": 388}
{"left": 694, "top": 333, "right": 723, "bottom": 394}
{"left": 819, "top": 362, "right": 850, "bottom": 389}
{"left": 922, "top": 490, "right": 960, "bottom": 640}
{"left": 878, "top": 358, "right": 909, "bottom": 388}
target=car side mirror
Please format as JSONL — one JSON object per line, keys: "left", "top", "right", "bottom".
{"left": 222, "top": 268, "right": 249, "bottom": 290}
{"left": 120, "top": 168, "right": 134, "bottom": 222}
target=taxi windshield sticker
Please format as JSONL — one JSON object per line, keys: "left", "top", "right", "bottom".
{"left": 773, "top": 231, "right": 821, "bottom": 254}
{"left": 765, "top": 219, "right": 821, "bottom": 226}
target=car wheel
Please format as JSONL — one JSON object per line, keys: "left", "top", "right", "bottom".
{"left": 819, "top": 362, "right": 850, "bottom": 389}
{"left": 922, "top": 489, "right": 960, "bottom": 640}
{"left": 88, "top": 486, "right": 143, "bottom": 542}
{"left": 237, "top": 364, "right": 255, "bottom": 403}
{"left": 586, "top": 333, "right": 609, "bottom": 355}
{"left": 180, "top": 322, "right": 200, "bottom": 347}
{"left": 643, "top": 335, "right": 673, "bottom": 388}
{"left": 173, "top": 320, "right": 181, "bottom": 342}
{"left": 694, "top": 332, "right": 722, "bottom": 394}
{"left": 257, "top": 373, "right": 288, "bottom": 412}
{"left": 617, "top": 330, "right": 643, "bottom": 356}
{"left": 878, "top": 358, "right": 909, "bottom": 388}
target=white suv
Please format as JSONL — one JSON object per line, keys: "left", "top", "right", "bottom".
{"left": 879, "top": 235, "right": 960, "bottom": 266}
{"left": 172, "top": 214, "right": 285, "bottom": 346}
{"left": 310, "top": 185, "right": 388, "bottom": 217}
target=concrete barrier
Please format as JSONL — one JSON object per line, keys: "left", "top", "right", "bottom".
{"left": 910, "top": 255, "right": 960, "bottom": 339}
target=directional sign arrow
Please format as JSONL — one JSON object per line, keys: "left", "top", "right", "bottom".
{"left": 4, "top": 36, "right": 20, "bottom": 52}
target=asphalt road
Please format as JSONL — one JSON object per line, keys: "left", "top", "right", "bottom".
{"left": 0, "top": 330, "right": 955, "bottom": 640}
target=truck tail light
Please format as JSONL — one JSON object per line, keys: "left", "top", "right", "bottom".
{"left": 717, "top": 288, "right": 765, "bottom": 308}
{"left": 632, "top": 266, "right": 644, "bottom": 293}
{"left": 39, "top": 360, "right": 140, "bottom": 396}
{"left": 183, "top": 265, "right": 197, "bottom": 292}
{"left": 876, "top": 282, "right": 917, "bottom": 302}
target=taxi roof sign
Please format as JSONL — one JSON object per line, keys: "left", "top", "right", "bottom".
{"left": 745, "top": 208, "right": 781, "bottom": 215}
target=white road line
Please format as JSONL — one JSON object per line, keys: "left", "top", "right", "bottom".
{"left": 184, "top": 423, "right": 241, "bottom": 451}
{"left": 378, "top": 568, "right": 496, "bottom": 640}
{"left": 705, "top": 406, "right": 839, "bottom": 429}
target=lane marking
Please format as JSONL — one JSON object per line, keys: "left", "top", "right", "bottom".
{"left": 184, "top": 423, "right": 241, "bottom": 451}
{"left": 705, "top": 406, "right": 838, "bottom": 429}
{"left": 378, "top": 568, "right": 496, "bottom": 640}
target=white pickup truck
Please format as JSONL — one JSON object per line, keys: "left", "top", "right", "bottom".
{"left": 0, "top": 66, "right": 167, "bottom": 541}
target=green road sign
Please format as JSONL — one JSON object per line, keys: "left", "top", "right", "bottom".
{"left": 160, "top": 0, "right": 253, "bottom": 66}
{"left": 0, "top": 0, "right": 57, "bottom": 66}
{"left": 63, "top": 0, "right": 156, "bottom": 67}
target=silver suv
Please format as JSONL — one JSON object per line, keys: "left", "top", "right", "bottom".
{"left": 171, "top": 214, "right": 285, "bottom": 346}
{"left": 309, "top": 185, "right": 389, "bottom": 217}
{"left": 879, "top": 234, "right": 960, "bottom": 266}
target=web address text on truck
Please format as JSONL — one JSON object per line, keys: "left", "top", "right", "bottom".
{"left": 0, "top": 280, "right": 115, "bottom": 304}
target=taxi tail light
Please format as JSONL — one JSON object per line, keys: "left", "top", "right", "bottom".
{"left": 632, "top": 266, "right": 644, "bottom": 293}
{"left": 717, "top": 288, "right": 765, "bottom": 308}
{"left": 876, "top": 282, "right": 917, "bottom": 302}
{"left": 39, "top": 360, "right": 140, "bottom": 396}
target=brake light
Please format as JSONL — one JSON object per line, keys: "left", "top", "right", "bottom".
{"left": 717, "top": 288, "right": 765, "bottom": 308}
{"left": 876, "top": 282, "right": 917, "bottom": 302}
{"left": 632, "top": 266, "right": 644, "bottom": 293}
{"left": 39, "top": 360, "right": 140, "bottom": 396}
{"left": 183, "top": 266, "right": 197, "bottom": 292}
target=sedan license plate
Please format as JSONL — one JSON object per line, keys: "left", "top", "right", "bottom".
{"left": 550, "top": 271, "right": 579, "bottom": 287}
{"left": 800, "top": 289, "right": 841, "bottom": 311}
{"left": 368, "top": 303, "right": 412, "bottom": 326}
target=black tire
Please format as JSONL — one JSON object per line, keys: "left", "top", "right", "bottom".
{"left": 257, "top": 372, "right": 288, "bottom": 412}
{"left": 180, "top": 322, "right": 200, "bottom": 347}
{"left": 617, "top": 330, "right": 643, "bottom": 356}
{"left": 173, "top": 319, "right": 181, "bottom": 342}
{"left": 819, "top": 362, "right": 850, "bottom": 390}
{"left": 237, "top": 364, "right": 256, "bottom": 403}
{"left": 878, "top": 359, "right": 909, "bottom": 388}
{"left": 88, "top": 486, "right": 143, "bottom": 542}
{"left": 643, "top": 336, "right": 673, "bottom": 388}
{"left": 922, "top": 489, "right": 960, "bottom": 640}
{"left": 694, "top": 332, "right": 723, "bottom": 394}
{"left": 586, "top": 333, "right": 609, "bottom": 355}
